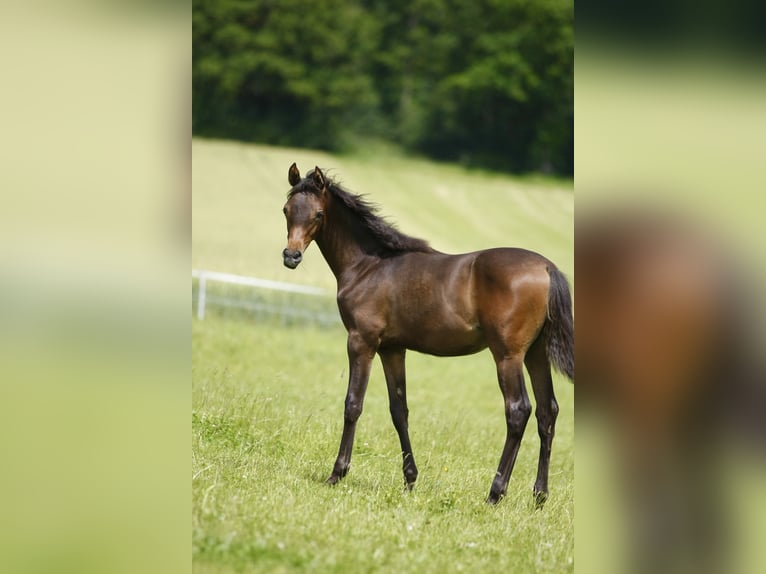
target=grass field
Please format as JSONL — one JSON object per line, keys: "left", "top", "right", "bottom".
{"left": 192, "top": 139, "right": 574, "bottom": 572}
{"left": 193, "top": 318, "right": 574, "bottom": 573}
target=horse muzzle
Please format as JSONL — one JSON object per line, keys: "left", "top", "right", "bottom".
{"left": 283, "top": 248, "right": 303, "bottom": 269}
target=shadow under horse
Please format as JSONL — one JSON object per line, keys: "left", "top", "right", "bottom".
{"left": 281, "top": 163, "right": 574, "bottom": 505}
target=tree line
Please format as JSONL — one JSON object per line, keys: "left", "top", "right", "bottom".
{"left": 193, "top": 0, "right": 573, "bottom": 175}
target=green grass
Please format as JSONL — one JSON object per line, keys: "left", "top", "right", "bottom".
{"left": 192, "top": 139, "right": 573, "bottom": 572}
{"left": 193, "top": 318, "right": 574, "bottom": 573}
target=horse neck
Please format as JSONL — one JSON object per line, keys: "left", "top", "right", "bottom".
{"left": 315, "top": 194, "right": 373, "bottom": 281}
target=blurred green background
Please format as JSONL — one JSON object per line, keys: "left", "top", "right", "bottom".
{"left": 575, "top": 4, "right": 766, "bottom": 573}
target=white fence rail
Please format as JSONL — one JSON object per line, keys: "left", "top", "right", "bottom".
{"left": 192, "top": 269, "right": 331, "bottom": 321}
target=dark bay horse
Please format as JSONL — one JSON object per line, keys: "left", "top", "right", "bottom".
{"left": 281, "top": 163, "right": 573, "bottom": 505}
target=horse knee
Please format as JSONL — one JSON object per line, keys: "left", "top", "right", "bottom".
{"left": 506, "top": 399, "right": 531, "bottom": 437}
{"left": 536, "top": 399, "right": 559, "bottom": 436}
{"left": 344, "top": 397, "right": 363, "bottom": 424}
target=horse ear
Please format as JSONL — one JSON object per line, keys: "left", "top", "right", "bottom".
{"left": 288, "top": 162, "right": 301, "bottom": 186}
{"left": 312, "top": 166, "right": 326, "bottom": 191}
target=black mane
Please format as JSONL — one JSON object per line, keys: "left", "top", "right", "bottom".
{"left": 288, "top": 172, "right": 433, "bottom": 256}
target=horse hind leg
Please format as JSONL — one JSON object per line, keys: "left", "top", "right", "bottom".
{"left": 524, "top": 332, "right": 559, "bottom": 508}
{"left": 487, "top": 350, "right": 532, "bottom": 505}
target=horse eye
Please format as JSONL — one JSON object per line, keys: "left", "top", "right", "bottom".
{"left": 315, "top": 211, "right": 324, "bottom": 220}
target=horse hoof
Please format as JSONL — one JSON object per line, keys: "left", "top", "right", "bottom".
{"left": 326, "top": 475, "right": 341, "bottom": 485}
{"left": 534, "top": 490, "right": 548, "bottom": 509}
{"left": 486, "top": 491, "right": 505, "bottom": 505}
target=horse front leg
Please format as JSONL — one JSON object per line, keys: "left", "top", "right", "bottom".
{"left": 379, "top": 348, "right": 418, "bottom": 490}
{"left": 326, "top": 331, "right": 375, "bottom": 485}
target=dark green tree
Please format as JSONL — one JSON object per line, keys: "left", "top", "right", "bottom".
{"left": 193, "top": 0, "right": 380, "bottom": 149}
{"left": 405, "top": 0, "right": 573, "bottom": 173}
{"left": 193, "top": 0, "right": 573, "bottom": 175}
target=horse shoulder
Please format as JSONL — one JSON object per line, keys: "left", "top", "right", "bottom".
{"left": 336, "top": 261, "right": 392, "bottom": 343}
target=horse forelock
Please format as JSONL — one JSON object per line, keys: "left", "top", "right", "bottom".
{"left": 286, "top": 179, "right": 318, "bottom": 198}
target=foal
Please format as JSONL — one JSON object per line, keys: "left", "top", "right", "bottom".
{"left": 281, "top": 163, "right": 573, "bottom": 505}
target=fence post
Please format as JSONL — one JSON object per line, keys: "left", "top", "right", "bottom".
{"left": 197, "top": 272, "right": 207, "bottom": 320}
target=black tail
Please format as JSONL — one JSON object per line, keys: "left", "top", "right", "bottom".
{"left": 543, "top": 266, "right": 574, "bottom": 382}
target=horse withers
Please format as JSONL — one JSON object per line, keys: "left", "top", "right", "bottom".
{"left": 281, "top": 163, "right": 573, "bottom": 505}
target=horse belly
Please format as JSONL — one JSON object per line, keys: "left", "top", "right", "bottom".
{"left": 390, "top": 311, "right": 486, "bottom": 357}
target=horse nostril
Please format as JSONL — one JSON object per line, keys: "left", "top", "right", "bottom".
{"left": 283, "top": 248, "right": 290, "bottom": 258}
{"left": 294, "top": 252, "right": 302, "bottom": 262}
